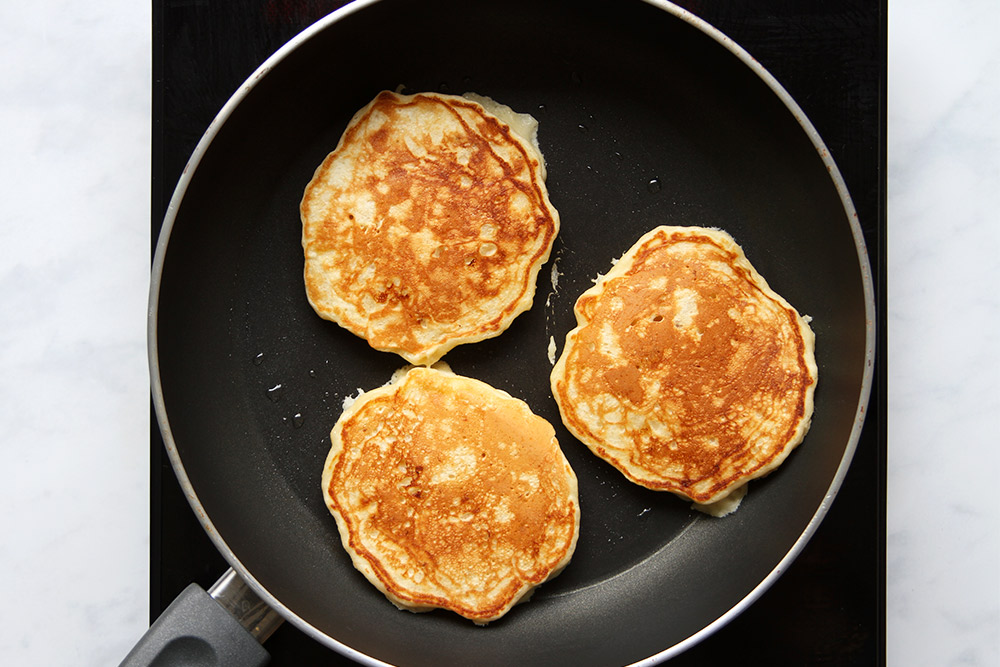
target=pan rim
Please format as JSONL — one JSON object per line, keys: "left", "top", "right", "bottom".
{"left": 147, "top": 1, "right": 876, "bottom": 664}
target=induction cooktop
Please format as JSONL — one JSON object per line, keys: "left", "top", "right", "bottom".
{"left": 150, "top": 1, "right": 885, "bottom": 663}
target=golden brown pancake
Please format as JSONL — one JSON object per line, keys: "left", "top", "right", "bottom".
{"left": 550, "top": 226, "right": 817, "bottom": 508}
{"left": 301, "top": 90, "right": 559, "bottom": 365}
{"left": 322, "top": 366, "right": 580, "bottom": 623}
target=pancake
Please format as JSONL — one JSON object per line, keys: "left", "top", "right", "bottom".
{"left": 321, "top": 366, "right": 580, "bottom": 624}
{"left": 301, "top": 90, "right": 559, "bottom": 365}
{"left": 550, "top": 226, "right": 817, "bottom": 509}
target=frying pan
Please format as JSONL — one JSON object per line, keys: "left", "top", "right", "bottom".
{"left": 139, "top": 0, "right": 875, "bottom": 664}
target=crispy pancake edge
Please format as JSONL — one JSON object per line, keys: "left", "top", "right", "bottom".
{"left": 301, "top": 91, "right": 560, "bottom": 366}
{"left": 322, "top": 366, "right": 580, "bottom": 623}
{"left": 551, "top": 225, "right": 817, "bottom": 506}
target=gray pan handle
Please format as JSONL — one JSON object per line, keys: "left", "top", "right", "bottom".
{"left": 119, "top": 568, "right": 283, "bottom": 667}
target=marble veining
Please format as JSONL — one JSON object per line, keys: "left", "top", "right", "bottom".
{"left": 0, "top": 2, "right": 152, "bottom": 664}
{"left": 887, "top": 1, "right": 1000, "bottom": 665}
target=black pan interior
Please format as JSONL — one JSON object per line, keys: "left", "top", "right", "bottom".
{"left": 153, "top": 0, "right": 870, "bottom": 664}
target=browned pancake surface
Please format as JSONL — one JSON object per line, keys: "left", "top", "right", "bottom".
{"left": 301, "top": 91, "right": 558, "bottom": 365}
{"left": 551, "top": 226, "right": 817, "bottom": 505}
{"left": 322, "top": 367, "right": 579, "bottom": 623}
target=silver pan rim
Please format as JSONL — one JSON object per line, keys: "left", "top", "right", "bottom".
{"left": 147, "top": 1, "right": 877, "bottom": 664}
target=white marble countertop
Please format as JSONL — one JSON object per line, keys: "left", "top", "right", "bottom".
{"left": 1, "top": 1, "right": 997, "bottom": 665}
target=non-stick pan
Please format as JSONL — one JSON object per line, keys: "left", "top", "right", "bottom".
{"left": 138, "top": 0, "right": 875, "bottom": 664}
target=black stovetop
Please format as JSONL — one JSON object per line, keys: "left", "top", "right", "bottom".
{"left": 151, "top": 1, "right": 885, "bottom": 663}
